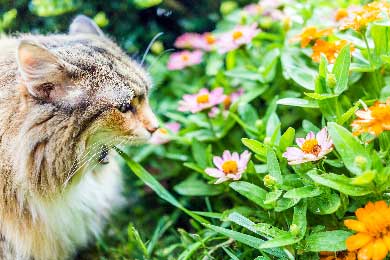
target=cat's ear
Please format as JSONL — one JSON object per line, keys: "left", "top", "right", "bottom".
{"left": 69, "top": 15, "right": 104, "bottom": 36}
{"left": 17, "top": 40, "right": 73, "bottom": 100}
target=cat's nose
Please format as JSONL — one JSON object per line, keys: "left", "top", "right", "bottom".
{"left": 146, "top": 125, "right": 158, "bottom": 134}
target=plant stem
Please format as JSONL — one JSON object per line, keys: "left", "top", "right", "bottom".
{"left": 362, "top": 32, "right": 373, "bottom": 67}
{"left": 207, "top": 115, "right": 217, "bottom": 139}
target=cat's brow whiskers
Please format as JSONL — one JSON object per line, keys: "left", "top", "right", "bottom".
{"left": 147, "top": 48, "right": 175, "bottom": 72}
{"left": 141, "top": 32, "right": 164, "bottom": 66}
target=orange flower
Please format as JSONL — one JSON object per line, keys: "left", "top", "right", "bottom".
{"left": 335, "top": 8, "right": 349, "bottom": 22}
{"left": 344, "top": 201, "right": 390, "bottom": 260}
{"left": 320, "top": 251, "right": 357, "bottom": 260}
{"left": 351, "top": 100, "right": 390, "bottom": 136}
{"left": 290, "top": 26, "right": 333, "bottom": 48}
{"left": 340, "top": 1, "right": 390, "bottom": 31}
{"left": 311, "top": 39, "right": 353, "bottom": 63}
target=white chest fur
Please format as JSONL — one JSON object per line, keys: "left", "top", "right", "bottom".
{"left": 2, "top": 159, "right": 124, "bottom": 260}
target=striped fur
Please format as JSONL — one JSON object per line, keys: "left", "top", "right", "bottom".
{"left": 0, "top": 16, "right": 158, "bottom": 259}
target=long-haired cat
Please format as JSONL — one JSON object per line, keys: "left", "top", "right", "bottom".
{"left": 0, "top": 15, "right": 158, "bottom": 259}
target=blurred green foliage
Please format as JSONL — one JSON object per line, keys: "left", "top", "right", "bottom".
{"left": 0, "top": 0, "right": 249, "bottom": 53}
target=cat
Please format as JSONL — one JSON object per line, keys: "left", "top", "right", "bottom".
{"left": 0, "top": 15, "right": 158, "bottom": 260}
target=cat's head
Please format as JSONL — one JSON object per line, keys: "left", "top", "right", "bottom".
{"left": 16, "top": 15, "right": 159, "bottom": 149}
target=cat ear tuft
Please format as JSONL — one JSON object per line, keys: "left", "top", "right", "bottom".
{"left": 69, "top": 15, "right": 104, "bottom": 36}
{"left": 17, "top": 40, "right": 66, "bottom": 99}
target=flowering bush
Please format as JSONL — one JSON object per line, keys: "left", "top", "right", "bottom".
{"left": 115, "top": 0, "right": 390, "bottom": 259}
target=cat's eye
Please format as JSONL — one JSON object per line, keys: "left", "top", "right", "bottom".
{"left": 117, "top": 101, "right": 136, "bottom": 113}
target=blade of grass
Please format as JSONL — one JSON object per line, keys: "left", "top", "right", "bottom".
{"left": 115, "top": 147, "right": 210, "bottom": 224}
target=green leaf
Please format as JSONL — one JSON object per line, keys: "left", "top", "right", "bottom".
{"left": 304, "top": 92, "right": 339, "bottom": 100}
{"left": 229, "top": 181, "right": 272, "bottom": 209}
{"left": 275, "top": 198, "right": 300, "bottom": 212}
{"left": 260, "top": 201, "right": 307, "bottom": 249}
{"left": 128, "top": 224, "right": 148, "bottom": 257}
{"left": 277, "top": 98, "right": 319, "bottom": 108}
{"left": 281, "top": 48, "right": 316, "bottom": 90}
{"left": 264, "top": 190, "right": 283, "bottom": 204}
{"left": 116, "top": 148, "right": 209, "bottom": 224}
{"left": 279, "top": 127, "right": 295, "bottom": 153}
{"left": 307, "top": 170, "right": 372, "bottom": 196}
{"left": 254, "top": 223, "right": 290, "bottom": 239}
{"left": 337, "top": 103, "right": 360, "bottom": 125}
{"left": 222, "top": 247, "right": 240, "bottom": 260}
{"left": 191, "top": 139, "right": 209, "bottom": 168}
{"left": 328, "top": 122, "right": 372, "bottom": 175}
{"left": 371, "top": 24, "right": 390, "bottom": 65}
{"left": 205, "top": 224, "right": 264, "bottom": 248}
{"left": 242, "top": 138, "right": 267, "bottom": 160}
{"left": 284, "top": 186, "right": 322, "bottom": 199}
{"left": 304, "top": 230, "right": 352, "bottom": 252}
{"left": 225, "top": 68, "right": 263, "bottom": 82}
{"left": 228, "top": 212, "right": 264, "bottom": 236}
{"left": 307, "top": 191, "right": 341, "bottom": 215}
{"left": 332, "top": 44, "right": 351, "bottom": 94}
{"left": 266, "top": 148, "right": 283, "bottom": 185}
{"left": 174, "top": 177, "right": 224, "bottom": 196}
{"left": 134, "top": 0, "right": 162, "bottom": 8}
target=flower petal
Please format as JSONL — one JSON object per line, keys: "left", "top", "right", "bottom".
{"left": 296, "top": 138, "right": 305, "bottom": 148}
{"left": 213, "top": 156, "right": 224, "bottom": 169}
{"left": 205, "top": 168, "right": 224, "bottom": 178}
{"left": 372, "top": 238, "right": 388, "bottom": 260}
{"left": 306, "top": 131, "right": 315, "bottom": 139}
{"left": 358, "top": 241, "right": 374, "bottom": 260}
{"left": 222, "top": 150, "right": 232, "bottom": 161}
{"left": 346, "top": 233, "right": 372, "bottom": 251}
{"left": 214, "top": 176, "right": 229, "bottom": 184}
{"left": 344, "top": 219, "right": 367, "bottom": 232}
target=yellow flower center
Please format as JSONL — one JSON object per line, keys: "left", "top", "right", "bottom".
{"left": 232, "top": 31, "right": 243, "bottom": 40}
{"left": 159, "top": 128, "right": 168, "bottom": 134}
{"left": 205, "top": 34, "right": 216, "bottom": 44}
{"left": 221, "top": 160, "right": 238, "bottom": 174}
{"left": 223, "top": 96, "right": 231, "bottom": 108}
{"left": 196, "top": 94, "right": 209, "bottom": 104}
{"left": 181, "top": 54, "right": 190, "bottom": 61}
{"left": 301, "top": 139, "right": 321, "bottom": 156}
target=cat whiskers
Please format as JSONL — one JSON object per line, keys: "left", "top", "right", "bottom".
{"left": 141, "top": 32, "right": 164, "bottom": 66}
{"left": 62, "top": 136, "right": 134, "bottom": 189}
{"left": 63, "top": 137, "right": 122, "bottom": 188}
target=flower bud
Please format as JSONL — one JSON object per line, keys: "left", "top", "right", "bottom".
{"left": 282, "top": 16, "right": 291, "bottom": 32}
{"left": 151, "top": 41, "right": 164, "bottom": 55}
{"left": 220, "top": 1, "right": 238, "bottom": 16}
{"left": 260, "top": 17, "right": 273, "bottom": 30}
{"left": 93, "top": 12, "right": 109, "bottom": 27}
{"left": 326, "top": 73, "right": 337, "bottom": 88}
{"left": 354, "top": 155, "right": 368, "bottom": 170}
{"left": 255, "top": 119, "right": 263, "bottom": 129}
{"left": 264, "top": 174, "right": 276, "bottom": 188}
{"left": 289, "top": 224, "right": 300, "bottom": 236}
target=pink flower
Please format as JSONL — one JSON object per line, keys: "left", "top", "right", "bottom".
{"left": 174, "top": 33, "right": 203, "bottom": 49}
{"left": 167, "top": 50, "right": 203, "bottom": 70}
{"left": 149, "top": 122, "right": 180, "bottom": 145}
{"left": 174, "top": 32, "right": 217, "bottom": 51}
{"left": 208, "top": 88, "right": 244, "bottom": 118}
{"left": 205, "top": 150, "right": 251, "bottom": 184}
{"left": 282, "top": 127, "right": 333, "bottom": 165}
{"left": 178, "top": 88, "right": 226, "bottom": 113}
{"left": 217, "top": 24, "right": 260, "bottom": 54}
{"left": 243, "top": 4, "right": 262, "bottom": 15}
